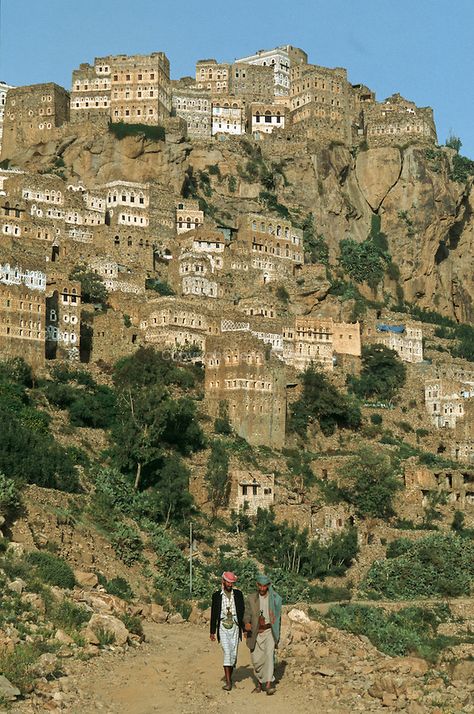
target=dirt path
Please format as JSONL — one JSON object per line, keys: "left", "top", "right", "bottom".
{"left": 60, "top": 621, "right": 342, "bottom": 714}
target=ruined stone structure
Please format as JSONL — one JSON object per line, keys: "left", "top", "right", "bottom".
{"left": 364, "top": 94, "right": 437, "bottom": 148}
{"left": 233, "top": 470, "right": 275, "bottom": 515}
{"left": 235, "top": 45, "right": 308, "bottom": 96}
{"left": 2, "top": 83, "right": 70, "bottom": 159}
{"left": 71, "top": 52, "right": 171, "bottom": 125}
{"left": 404, "top": 464, "right": 474, "bottom": 513}
{"left": 205, "top": 334, "right": 287, "bottom": 448}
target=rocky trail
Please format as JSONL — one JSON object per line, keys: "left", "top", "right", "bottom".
{"left": 9, "top": 613, "right": 474, "bottom": 714}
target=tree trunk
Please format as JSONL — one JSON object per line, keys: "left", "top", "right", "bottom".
{"left": 134, "top": 462, "right": 142, "bottom": 490}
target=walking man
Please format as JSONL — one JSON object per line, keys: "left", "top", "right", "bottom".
{"left": 244, "top": 574, "right": 282, "bottom": 695}
{"left": 210, "top": 571, "right": 245, "bottom": 691}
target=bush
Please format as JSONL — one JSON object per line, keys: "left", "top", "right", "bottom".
{"left": 324, "top": 604, "right": 456, "bottom": 661}
{"left": 111, "top": 523, "right": 143, "bottom": 566}
{"left": 106, "top": 576, "right": 135, "bottom": 601}
{"left": 49, "top": 599, "right": 91, "bottom": 633}
{"left": 27, "top": 551, "right": 76, "bottom": 589}
{"left": 0, "top": 642, "right": 58, "bottom": 694}
{"left": 276, "top": 285, "right": 290, "bottom": 303}
{"left": 94, "top": 625, "right": 116, "bottom": 647}
{"left": 360, "top": 533, "right": 474, "bottom": 599}
{"left": 348, "top": 344, "right": 406, "bottom": 401}
{"left": 145, "top": 278, "right": 175, "bottom": 295}
{"left": 109, "top": 121, "right": 165, "bottom": 142}
{"left": 120, "top": 613, "right": 143, "bottom": 637}
{"left": 338, "top": 446, "right": 402, "bottom": 519}
{"left": 290, "top": 365, "right": 361, "bottom": 437}
{"left": 370, "top": 413, "right": 382, "bottom": 425}
{"left": 0, "top": 472, "right": 22, "bottom": 522}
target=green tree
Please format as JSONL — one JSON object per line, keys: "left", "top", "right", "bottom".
{"left": 290, "top": 364, "right": 361, "bottom": 437}
{"left": 338, "top": 446, "right": 402, "bottom": 519}
{"left": 348, "top": 344, "right": 406, "bottom": 401}
{"left": 69, "top": 264, "right": 108, "bottom": 305}
{"left": 205, "top": 441, "right": 230, "bottom": 517}
{"left": 445, "top": 134, "right": 462, "bottom": 153}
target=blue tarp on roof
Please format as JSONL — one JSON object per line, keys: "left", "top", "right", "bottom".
{"left": 376, "top": 324, "right": 405, "bottom": 334}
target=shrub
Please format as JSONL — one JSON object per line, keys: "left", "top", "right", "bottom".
{"left": 338, "top": 446, "right": 402, "bottom": 519}
{"left": 360, "top": 533, "right": 474, "bottom": 599}
{"left": 27, "top": 552, "right": 76, "bottom": 589}
{"left": 276, "top": 285, "right": 290, "bottom": 303}
{"left": 370, "top": 413, "right": 382, "bottom": 425}
{"left": 94, "top": 625, "right": 116, "bottom": 647}
{"left": 145, "top": 278, "right": 176, "bottom": 296}
{"left": 49, "top": 599, "right": 91, "bottom": 633}
{"left": 109, "top": 121, "right": 165, "bottom": 142}
{"left": 324, "top": 604, "right": 456, "bottom": 661}
{"left": 0, "top": 642, "right": 57, "bottom": 693}
{"left": 0, "top": 472, "right": 22, "bottom": 522}
{"left": 290, "top": 365, "right": 361, "bottom": 437}
{"left": 120, "top": 613, "right": 143, "bottom": 637}
{"left": 348, "top": 344, "right": 406, "bottom": 401}
{"left": 111, "top": 523, "right": 143, "bottom": 566}
{"left": 106, "top": 576, "right": 135, "bottom": 601}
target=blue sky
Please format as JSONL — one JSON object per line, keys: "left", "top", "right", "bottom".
{"left": 2, "top": 0, "right": 473, "bottom": 156}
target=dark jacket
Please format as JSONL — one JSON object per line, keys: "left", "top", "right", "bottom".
{"left": 210, "top": 589, "right": 245, "bottom": 642}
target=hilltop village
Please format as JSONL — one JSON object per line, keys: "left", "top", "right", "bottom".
{"left": 0, "top": 43, "right": 472, "bottom": 534}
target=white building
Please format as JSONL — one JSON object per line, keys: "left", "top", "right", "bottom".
{"left": 234, "top": 45, "right": 307, "bottom": 96}
{"left": 211, "top": 99, "right": 244, "bottom": 136}
{"left": 0, "top": 82, "right": 15, "bottom": 153}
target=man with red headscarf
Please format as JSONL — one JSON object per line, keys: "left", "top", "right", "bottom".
{"left": 210, "top": 571, "right": 245, "bottom": 690}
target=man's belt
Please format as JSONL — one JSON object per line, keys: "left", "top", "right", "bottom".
{"left": 258, "top": 623, "right": 272, "bottom": 633}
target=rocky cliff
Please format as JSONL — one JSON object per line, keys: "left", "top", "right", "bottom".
{"left": 9, "top": 125, "right": 473, "bottom": 322}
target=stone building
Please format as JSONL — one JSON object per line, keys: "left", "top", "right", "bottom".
{"left": 71, "top": 52, "right": 171, "bottom": 125}
{"left": 211, "top": 97, "right": 245, "bottom": 136}
{"left": 235, "top": 45, "right": 308, "bottom": 96}
{"left": 195, "top": 60, "right": 230, "bottom": 94}
{"left": 138, "top": 296, "right": 219, "bottom": 353}
{"left": 171, "top": 85, "right": 211, "bottom": 139}
{"left": 0, "top": 81, "right": 15, "bottom": 153}
{"left": 403, "top": 464, "right": 474, "bottom": 515}
{"left": 283, "top": 316, "right": 334, "bottom": 371}
{"left": 229, "top": 63, "right": 274, "bottom": 101}
{"left": 2, "top": 83, "right": 70, "bottom": 159}
{"left": 424, "top": 378, "right": 473, "bottom": 429}
{"left": 205, "top": 334, "right": 287, "bottom": 448}
{"left": 103, "top": 180, "right": 150, "bottom": 228}
{"left": 233, "top": 470, "right": 275, "bottom": 515}
{"left": 176, "top": 200, "right": 204, "bottom": 234}
{"left": 0, "top": 253, "right": 47, "bottom": 368}
{"left": 289, "top": 64, "right": 351, "bottom": 144}
{"left": 364, "top": 322, "right": 423, "bottom": 363}
{"left": 237, "top": 213, "right": 304, "bottom": 280}
{"left": 248, "top": 102, "right": 288, "bottom": 136}
{"left": 363, "top": 94, "right": 437, "bottom": 148}
{"left": 45, "top": 279, "right": 82, "bottom": 361}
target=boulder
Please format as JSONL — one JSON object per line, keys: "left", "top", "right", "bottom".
{"left": 201, "top": 607, "right": 212, "bottom": 623}
{"left": 8, "top": 578, "right": 27, "bottom": 594}
{"left": 21, "top": 592, "right": 46, "bottom": 614}
{"left": 0, "top": 675, "right": 21, "bottom": 700}
{"left": 73, "top": 571, "right": 99, "bottom": 589}
{"left": 168, "top": 612, "right": 185, "bottom": 625}
{"left": 150, "top": 603, "right": 169, "bottom": 623}
{"left": 85, "top": 613, "right": 129, "bottom": 646}
{"left": 55, "top": 629, "right": 75, "bottom": 646}
{"left": 287, "top": 608, "right": 310, "bottom": 624}
{"left": 31, "top": 653, "right": 59, "bottom": 678}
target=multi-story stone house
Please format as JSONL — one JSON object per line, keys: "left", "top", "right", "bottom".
{"left": 0, "top": 82, "right": 15, "bottom": 154}
{"left": 205, "top": 334, "right": 287, "bottom": 448}
{"left": 195, "top": 60, "right": 230, "bottom": 94}
{"left": 248, "top": 102, "right": 288, "bottom": 136}
{"left": 289, "top": 64, "right": 351, "bottom": 144}
{"left": 170, "top": 241, "right": 221, "bottom": 299}
{"left": 71, "top": 52, "right": 171, "bottom": 125}
{"left": 2, "top": 83, "right": 70, "bottom": 159}
{"left": 138, "top": 296, "right": 220, "bottom": 353}
{"left": 45, "top": 278, "right": 82, "bottom": 361}
{"left": 229, "top": 64, "right": 274, "bottom": 101}
{"left": 364, "top": 322, "right": 423, "bottom": 363}
{"left": 176, "top": 200, "right": 204, "bottom": 234}
{"left": 0, "top": 251, "right": 47, "bottom": 368}
{"left": 237, "top": 213, "right": 304, "bottom": 281}
{"left": 283, "top": 317, "right": 334, "bottom": 371}
{"left": 234, "top": 45, "right": 308, "bottom": 96}
{"left": 171, "top": 84, "right": 212, "bottom": 139}
{"left": 233, "top": 470, "right": 275, "bottom": 515}
{"left": 211, "top": 97, "right": 245, "bottom": 136}
{"left": 363, "top": 94, "right": 437, "bottom": 148}
{"left": 424, "top": 378, "right": 474, "bottom": 429}
{"left": 89, "top": 257, "right": 145, "bottom": 295}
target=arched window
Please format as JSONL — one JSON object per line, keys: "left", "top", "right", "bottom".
{"left": 114, "top": 236, "right": 120, "bottom": 245}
